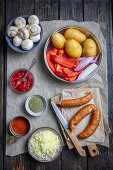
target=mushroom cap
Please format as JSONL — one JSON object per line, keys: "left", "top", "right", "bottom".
{"left": 14, "top": 17, "right": 26, "bottom": 30}
{"left": 13, "top": 36, "right": 22, "bottom": 46}
{"left": 6, "top": 26, "right": 18, "bottom": 37}
{"left": 30, "top": 34, "right": 40, "bottom": 43}
{"left": 21, "top": 39, "right": 33, "bottom": 50}
{"left": 18, "top": 28, "right": 29, "bottom": 40}
{"left": 25, "top": 24, "right": 30, "bottom": 30}
{"left": 28, "top": 15, "right": 39, "bottom": 25}
{"left": 28, "top": 24, "right": 41, "bottom": 36}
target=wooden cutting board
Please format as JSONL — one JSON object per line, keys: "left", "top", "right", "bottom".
{"left": 51, "top": 85, "right": 99, "bottom": 157}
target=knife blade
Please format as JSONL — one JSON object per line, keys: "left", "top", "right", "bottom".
{"left": 51, "top": 101, "right": 86, "bottom": 156}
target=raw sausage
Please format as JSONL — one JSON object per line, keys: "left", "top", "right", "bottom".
{"left": 59, "top": 92, "right": 92, "bottom": 107}
{"left": 70, "top": 104, "right": 96, "bottom": 131}
{"left": 78, "top": 109, "right": 101, "bottom": 139}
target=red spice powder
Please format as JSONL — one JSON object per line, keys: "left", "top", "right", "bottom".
{"left": 12, "top": 117, "right": 30, "bottom": 135}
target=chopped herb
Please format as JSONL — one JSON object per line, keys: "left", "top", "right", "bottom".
{"left": 28, "top": 97, "right": 44, "bottom": 113}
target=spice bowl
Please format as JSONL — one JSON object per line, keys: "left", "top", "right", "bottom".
{"left": 10, "top": 68, "right": 34, "bottom": 94}
{"left": 9, "top": 116, "right": 30, "bottom": 138}
{"left": 25, "top": 94, "right": 48, "bottom": 117}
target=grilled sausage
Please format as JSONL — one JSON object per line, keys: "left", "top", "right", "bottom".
{"left": 70, "top": 104, "right": 96, "bottom": 131}
{"left": 59, "top": 92, "right": 92, "bottom": 107}
{"left": 78, "top": 109, "right": 101, "bottom": 139}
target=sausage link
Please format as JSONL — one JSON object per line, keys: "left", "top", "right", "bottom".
{"left": 59, "top": 92, "right": 92, "bottom": 107}
{"left": 78, "top": 109, "right": 101, "bottom": 139}
{"left": 70, "top": 104, "right": 96, "bottom": 131}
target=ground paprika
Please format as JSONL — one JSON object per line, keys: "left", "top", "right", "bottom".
{"left": 12, "top": 117, "right": 30, "bottom": 135}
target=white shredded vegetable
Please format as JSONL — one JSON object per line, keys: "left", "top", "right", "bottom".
{"left": 30, "top": 130, "right": 61, "bottom": 159}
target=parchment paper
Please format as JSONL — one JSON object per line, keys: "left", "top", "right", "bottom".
{"left": 51, "top": 83, "right": 111, "bottom": 149}
{"left": 60, "top": 88, "right": 105, "bottom": 145}
{"left": 6, "top": 20, "right": 109, "bottom": 156}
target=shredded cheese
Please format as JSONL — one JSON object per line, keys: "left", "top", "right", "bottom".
{"left": 31, "top": 130, "right": 61, "bottom": 159}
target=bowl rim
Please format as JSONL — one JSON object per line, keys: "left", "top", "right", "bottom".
{"left": 44, "top": 25, "right": 102, "bottom": 83}
{"left": 25, "top": 94, "right": 48, "bottom": 117}
{"left": 6, "top": 15, "right": 43, "bottom": 53}
{"left": 9, "top": 116, "right": 30, "bottom": 138}
{"left": 28, "top": 127, "right": 63, "bottom": 162}
{"left": 10, "top": 68, "right": 35, "bottom": 94}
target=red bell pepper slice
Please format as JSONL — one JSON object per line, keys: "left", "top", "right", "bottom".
{"left": 64, "top": 76, "right": 78, "bottom": 82}
{"left": 58, "top": 49, "right": 68, "bottom": 58}
{"left": 51, "top": 48, "right": 58, "bottom": 53}
{"left": 55, "top": 64, "right": 64, "bottom": 76}
{"left": 58, "top": 49, "right": 65, "bottom": 54}
{"left": 63, "top": 66, "right": 86, "bottom": 78}
{"left": 46, "top": 48, "right": 58, "bottom": 72}
{"left": 63, "top": 68, "right": 79, "bottom": 77}
{"left": 51, "top": 55, "right": 79, "bottom": 69}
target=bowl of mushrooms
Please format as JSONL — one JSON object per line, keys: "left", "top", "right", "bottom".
{"left": 6, "top": 15, "right": 43, "bottom": 53}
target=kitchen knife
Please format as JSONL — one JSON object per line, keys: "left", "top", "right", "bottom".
{"left": 51, "top": 101, "right": 86, "bottom": 156}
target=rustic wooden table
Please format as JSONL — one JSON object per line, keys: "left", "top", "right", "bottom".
{"left": 0, "top": 0, "right": 113, "bottom": 169}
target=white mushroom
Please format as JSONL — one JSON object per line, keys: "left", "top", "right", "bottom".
{"left": 13, "top": 36, "right": 22, "bottom": 46}
{"left": 30, "top": 34, "right": 40, "bottom": 43}
{"left": 18, "top": 28, "right": 29, "bottom": 40}
{"left": 28, "top": 15, "right": 39, "bottom": 25}
{"left": 6, "top": 26, "right": 18, "bottom": 37}
{"left": 25, "top": 24, "right": 30, "bottom": 30}
{"left": 14, "top": 17, "right": 26, "bottom": 30}
{"left": 28, "top": 24, "right": 41, "bottom": 36}
{"left": 21, "top": 39, "right": 33, "bottom": 50}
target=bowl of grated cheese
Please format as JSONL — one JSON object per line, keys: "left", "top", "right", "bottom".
{"left": 28, "top": 127, "right": 63, "bottom": 162}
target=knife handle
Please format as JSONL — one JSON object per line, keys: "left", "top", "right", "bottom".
{"left": 66, "top": 129, "right": 86, "bottom": 157}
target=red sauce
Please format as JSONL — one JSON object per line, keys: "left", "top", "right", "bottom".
{"left": 11, "top": 69, "right": 34, "bottom": 92}
{"left": 12, "top": 117, "right": 30, "bottom": 135}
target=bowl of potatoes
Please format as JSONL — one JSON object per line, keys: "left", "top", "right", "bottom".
{"left": 44, "top": 26, "right": 102, "bottom": 83}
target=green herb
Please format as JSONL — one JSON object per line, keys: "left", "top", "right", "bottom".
{"left": 28, "top": 97, "right": 44, "bottom": 113}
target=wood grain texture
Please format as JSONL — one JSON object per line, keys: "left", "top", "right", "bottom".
{"left": 35, "top": 0, "right": 59, "bottom": 21}
{"left": 0, "top": 0, "right": 5, "bottom": 169}
{"left": 84, "top": 0, "right": 113, "bottom": 169}
{"left": 60, "top": 0, "right": 83, "bottom": 21}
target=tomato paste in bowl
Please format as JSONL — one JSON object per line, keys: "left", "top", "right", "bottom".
{"left": 10, "top": 68, "right": 34, "bottom": 93}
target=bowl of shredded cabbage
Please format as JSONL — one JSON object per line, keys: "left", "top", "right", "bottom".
{"left": 28, "top": 127, "right": 63, "bottom": 162}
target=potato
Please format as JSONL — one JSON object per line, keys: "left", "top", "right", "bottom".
{"left": 64, "top": 28, "right": 86, "bottom": 43}
{"left": 65, "top": 39, "right": 82, "bottom": 58}
{"left": 51, "top": 32, "right": 66, "bottom": 49}
{"left": 83, "top": 39, "right": 97, "bottom": 57}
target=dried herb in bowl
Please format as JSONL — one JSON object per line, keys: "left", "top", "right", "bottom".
{"left": 28, "top": 97, "right": 44, "bottom": 113}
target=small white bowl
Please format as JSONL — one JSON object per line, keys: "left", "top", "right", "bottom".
{"left": 25, "top": 94, "right": 47, "bottom": 116}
